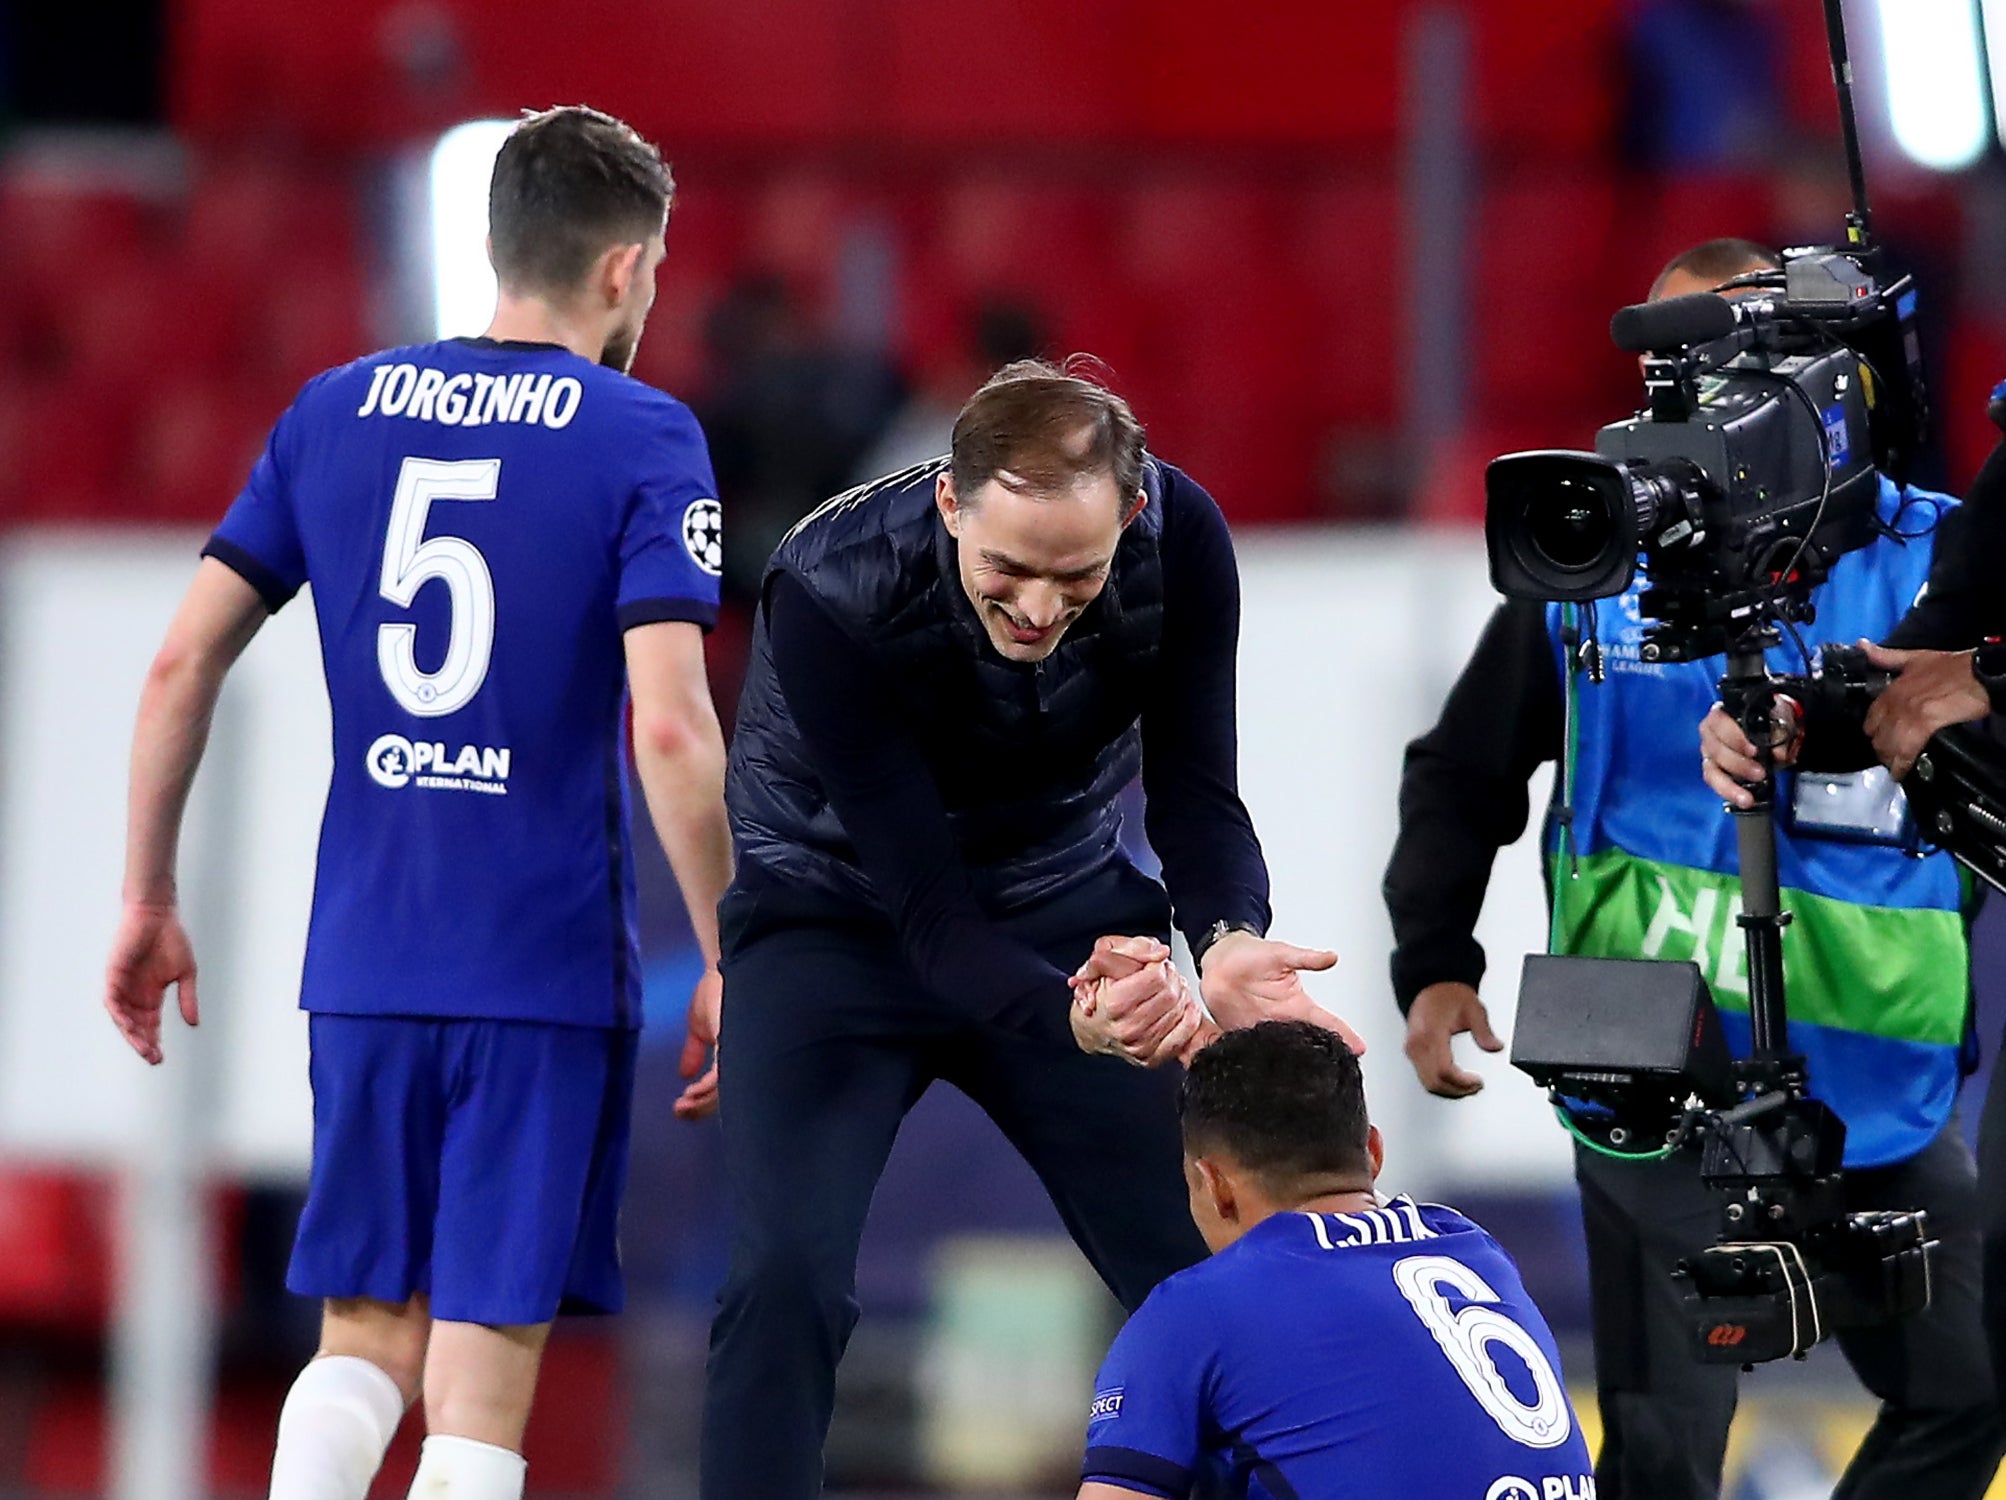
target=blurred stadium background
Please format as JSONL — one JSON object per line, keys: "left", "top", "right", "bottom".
{"left": 4, "top": 1, "right": 2006, "bottom": 1497}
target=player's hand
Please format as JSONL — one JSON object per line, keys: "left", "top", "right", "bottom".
{"left": 1403, "top": 982, "right": 1503, "bottom": 1098}
{"left": 1860, "top": 641, "right": 1991, "bottom": 780}
{"left": 673, "top": 967, "right": 722, "bottom": 1121}
{"left": 1070, "top": 954, "right": 1208, "bottom": 1067}
{"left": 103, "top": 901, "right": 199, "bottom": 1066}
{"left": 1198, "top": 932, "right": 1364, "bottom": 1054}
{"left": 1069, "top": 933, "right": 1171, "bottom": 990}
{"left": 1698, "top": 700, "right": 1800, "bottom": 809}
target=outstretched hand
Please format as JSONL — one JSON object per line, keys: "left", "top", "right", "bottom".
{"left": 1198, "top": 931, "right": 1364, "bottom": 1054}
{"left": 674, "top": 967, "right": 722, "bottom": 1120}
{"left": 103, "top": 901, "right": 199, "bottom": 1066}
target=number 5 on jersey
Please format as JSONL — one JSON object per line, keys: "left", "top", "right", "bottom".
{"left": 378, "top": 457, "right": 500, "bottom": 718}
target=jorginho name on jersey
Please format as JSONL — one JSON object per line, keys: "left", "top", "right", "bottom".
{"left": 1083, "top": 1197, "right": 1594, "bottom": 1500}
{"left": 203, "top": 338, "right": 722, "bottom": 1029}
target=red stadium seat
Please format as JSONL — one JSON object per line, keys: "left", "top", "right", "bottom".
{"left": 0, "top": 1169, "right": 112, "bottom": 1328}
{"left": 258, "top": 260, "right": 370, "bottom": 389}
{"left": 1470, "top": 172, "right": 1630, "bottom": 423}
{"left": 1290, "top": 176, "right": 1404, "bottom": 429}
{"left": 125, "top": 376, "right": 276, "bottom": 523}
{"left": 1, "top": 378, "right": 131, "bottom": 521}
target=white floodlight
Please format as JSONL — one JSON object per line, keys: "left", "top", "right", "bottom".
{"left": 1984, "top": 0, "right": 2006, "bottom": 150}
{"left": 428, "top": 119, "right": 513, "bottom": 339}
{"left": 1876, "top": 0, "right": 1988, "bottom": 170}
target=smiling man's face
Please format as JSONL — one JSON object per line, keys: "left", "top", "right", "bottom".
{"left": 936, "top": 466, "right": 1138, "bottom": 663}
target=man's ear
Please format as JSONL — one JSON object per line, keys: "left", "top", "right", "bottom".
{"left": 600, "top": 241, "right": 645, "bottom": 308}
{"left": 1365, "top": 1125, "right": 1386, "bottom": 1183}
{"left": 1120, "top": 489, "right": 1148, "bottom": 528}
{"left": 1194, "top": 1156, "right": 1239, "bottom": 1224}
{"left": 935, "top": 472, "right": 963, "bottom": 538}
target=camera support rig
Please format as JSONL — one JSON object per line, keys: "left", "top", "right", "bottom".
{"left": 1669, "top": 631, "right": 1934, "bottom": 1365}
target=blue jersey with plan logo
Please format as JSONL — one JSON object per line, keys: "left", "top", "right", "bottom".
{"left": 1083, "top": 1197, "right": 1594, "bottom": 1500}
{"left": 205, "top": 338, "right": 721, "bottom": 1028}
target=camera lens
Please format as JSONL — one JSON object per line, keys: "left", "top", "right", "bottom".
{"left": 1523, "top": 480, "right": 1614, "bottom": 572}
{"left": 1484, "top": 450, "right": 1641, "bottom": 602}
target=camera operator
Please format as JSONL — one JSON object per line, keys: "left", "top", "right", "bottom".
{"left": 1389, "top": 242, "right": 2004, "bottom": 1500}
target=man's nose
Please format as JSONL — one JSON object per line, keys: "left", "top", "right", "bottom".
{"left": 1020, "top": 583, "right": 1066, "bottom": 628}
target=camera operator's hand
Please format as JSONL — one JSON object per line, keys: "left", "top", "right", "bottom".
{"left": 1070, "top": 937, "right": 1212, "bottom": 1067}
{"left": 1860, "top": 641, "right": 1991, "bottom": 779}
{"left": 1198, "top": 932, "right": 1366, "bottom": 1055}
{"left": 1403, "top": 982, "right": 1504, "bottom": 1098}
{"left": 1698, "top": 700, "right": 1801, "bottom": 810}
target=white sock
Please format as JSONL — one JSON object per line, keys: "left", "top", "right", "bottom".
{"left": 406, "top": 1435, "right": 528, "bottom": 1500}
{"left": 269, "top": 1355, "right": 407, "bottom": 1500}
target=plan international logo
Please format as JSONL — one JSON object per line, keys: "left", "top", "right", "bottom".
{"left": 366, "top": 734, "right": 511, "bottom": 795}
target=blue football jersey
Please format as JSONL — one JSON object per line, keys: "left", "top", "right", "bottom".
{"left": 1083, "top": 1197, "right": 1594, "bottom": 1500}
{"left": 205, "top": 338, "right": 722, "bottom": 1028}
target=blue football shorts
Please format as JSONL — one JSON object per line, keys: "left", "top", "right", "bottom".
{"left": 287, "top": 1013, "right": 637, "bottom": 1326}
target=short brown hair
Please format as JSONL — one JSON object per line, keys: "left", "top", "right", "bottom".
{"left": 1649, "top": 237, "right": 1780, "bottom": 300}
{"left": 949, "top": 358, "right": 1146, "bottom": 505}
{"left": 489, "top": 106, "right": 673, "bottom": 296}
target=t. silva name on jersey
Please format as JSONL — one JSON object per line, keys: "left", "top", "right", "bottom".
{"left": 357, "top": 364, "right": 583, "bottom": 430}
{"left": 367, "top": 733, "right": 511, "bottom": 795}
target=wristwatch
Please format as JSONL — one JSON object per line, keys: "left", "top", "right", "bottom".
{"left": 1974, "top": 638, "right": 2006, "bottom": 710}
{"left": 1191, "top": 919, "right": 1263, "bottom": 972}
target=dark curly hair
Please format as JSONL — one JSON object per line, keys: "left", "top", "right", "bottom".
{"left": 1180, "top": 1020, "right": 1372, "bottom": 1185}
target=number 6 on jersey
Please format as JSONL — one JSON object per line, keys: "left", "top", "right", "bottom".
{"left": 378, "top": 456, "right": 500, "bottom": 717}
{"left": 1393, "top": 1253, "right": 1574, "bottom": 1449}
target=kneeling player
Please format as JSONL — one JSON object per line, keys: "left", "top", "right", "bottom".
{"left": 1079, "top": 1022, "right": 1593, "bottom": 1500}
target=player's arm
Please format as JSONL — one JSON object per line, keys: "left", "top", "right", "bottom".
{"left": 105, "top": 559, "right": 271, "bottom": 1064}
{"left": 1385, "top": 598, "right": 1560, "bottom": 1096}
{"left": 1136, "top": 476, "right": 1357, "bottom": 1050}
{"left": 615, "top": 397, "right": 735, "bottom": 1116}
{"left": 1078, "top": 1285, "right": 1207, "bottom": 1500}
{"left": 625, "top": 619, "right": 732, "bottom": 1118}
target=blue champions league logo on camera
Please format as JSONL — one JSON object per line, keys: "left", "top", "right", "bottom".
{"left": 1821, "top": 402, "right": 1851, "bottom": 471}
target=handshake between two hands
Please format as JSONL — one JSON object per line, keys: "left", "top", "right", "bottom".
{"left": 1066, "top": 931, "right": 1365, "bottom": 1069}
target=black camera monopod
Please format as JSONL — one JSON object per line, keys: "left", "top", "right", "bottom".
{"left": 1669, "top": 635, "right": 1933, "bottom": 1366}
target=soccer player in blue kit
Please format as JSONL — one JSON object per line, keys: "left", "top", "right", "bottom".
{"left": 101, "top": 108, "right": 733, "bottom": 1500}
{"left": 1079, "top": 1022, "right": 1594, "bottom": 1500}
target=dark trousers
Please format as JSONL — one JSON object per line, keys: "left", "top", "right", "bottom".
{"left": 698, "top": 865, "right": 1208, "bottom": 1500}
{"left": 1577, "top": 1121, "right": 2003, "bottom": 1500}
{"left": 1976, "top": 1039, "right": 2006, "bottom": 1396}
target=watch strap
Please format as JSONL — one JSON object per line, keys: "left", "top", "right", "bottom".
{"left": 1191, "top": 919, "right": 1262, "bottom": 971}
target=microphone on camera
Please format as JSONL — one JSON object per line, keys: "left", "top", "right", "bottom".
{"left": 1610, "top": 293, "right": 1740, "bottom": 354}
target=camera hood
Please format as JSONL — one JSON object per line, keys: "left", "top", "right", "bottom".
{"left": 1484, "top": 450, "right": 1642, "bottom": 602}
